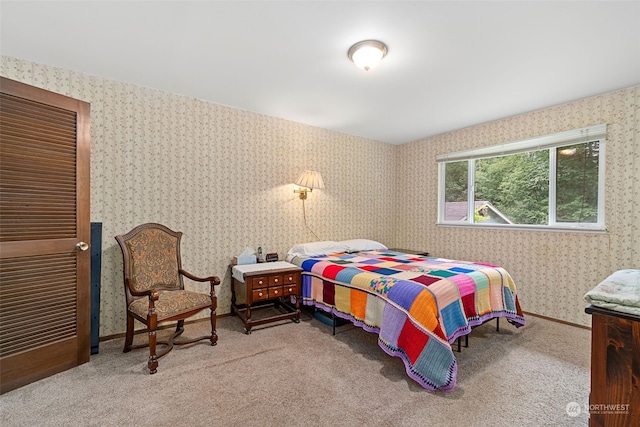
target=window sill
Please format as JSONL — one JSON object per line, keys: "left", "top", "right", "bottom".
{"left": 436, "top": 222, "right": 608, "bottom": 234}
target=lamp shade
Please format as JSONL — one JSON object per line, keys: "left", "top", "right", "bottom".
{"left": 294, "top": 170, "right": 324, "bottom": 190}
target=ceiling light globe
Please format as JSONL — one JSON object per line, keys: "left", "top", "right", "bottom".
{"left": 348, "top": 40, "right": 388, "bottom": 71}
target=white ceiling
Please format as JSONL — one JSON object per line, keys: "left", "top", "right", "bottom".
{"left": 2, "top": 1, "right": 639, "bottom": 144}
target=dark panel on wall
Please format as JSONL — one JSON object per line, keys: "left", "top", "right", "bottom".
{"left": 90, "top": 222, "right": 102, "bottom": 354}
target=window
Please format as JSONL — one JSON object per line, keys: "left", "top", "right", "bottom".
{"left": 437, "top": 124, "right": 606, "bottom": 230}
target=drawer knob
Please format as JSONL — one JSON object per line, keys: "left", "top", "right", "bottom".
{"left": 258, "top": 292, "right": 263, "bottom": 297}
{"left": 274, "top": 290, "right": 279, "bottom": 295}
{"left": 288, "top": 276, "right": 292, "bottom": 280}
{"left": 258, "top": 280, "right": 263, "bottom": 285}
{"left": 274, "top": 278, "right": 279, "bottom": 283}
{"left": 288, "top": 287, "right": 292, "bottom": 292}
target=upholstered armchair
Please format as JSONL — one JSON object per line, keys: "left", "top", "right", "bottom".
{"left": 115, "top": 223, "right": 219, "bottom": 374}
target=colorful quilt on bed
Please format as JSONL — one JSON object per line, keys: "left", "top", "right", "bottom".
{"left": 287, "top": 249, "right": 525, "bottom": 392}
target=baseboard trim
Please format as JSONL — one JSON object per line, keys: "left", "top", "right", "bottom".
{"left": 99, "top": 310, "right": 589, "bottom": 342}
{"left": 522, "top": 310, "right": 590, "bottom": 330}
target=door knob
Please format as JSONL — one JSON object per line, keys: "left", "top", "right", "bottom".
{"left": 76, "top": 241, "right": 89, "bottom": 251}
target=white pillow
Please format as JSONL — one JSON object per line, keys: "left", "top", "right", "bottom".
{"left": 339, "top": 239, "right": 388, "bottom": 252}
{"left": 287, "top": 241, "right": 350, "bottom": 258}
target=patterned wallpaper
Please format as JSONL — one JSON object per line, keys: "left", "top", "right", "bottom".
{"left": 1, "top": 55, "right": 637, "bottom": 334}
{"left": 1, "top": 56, "right": 397, "bottom": 336}
{"left": 396, "top": 86, "right": 639, "bottom": 326}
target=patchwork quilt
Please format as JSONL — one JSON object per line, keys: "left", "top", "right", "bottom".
{"left": 287, "top": 249, "right": 525, "bottom": 391}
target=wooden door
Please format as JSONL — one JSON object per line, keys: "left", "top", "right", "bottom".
{"left": 0, "top": 77, "right": 91, "bottom": 393}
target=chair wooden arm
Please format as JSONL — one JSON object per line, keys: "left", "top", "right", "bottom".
{"left": 179, "top": 269, "right": 221, "bottom": 286}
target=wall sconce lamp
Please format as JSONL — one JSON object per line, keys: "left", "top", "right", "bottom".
{"left": 348, "top": 40, "right": 388, "bottom": 71}
{"left": 294, "top": 170, "right": 324, "bottom": 200}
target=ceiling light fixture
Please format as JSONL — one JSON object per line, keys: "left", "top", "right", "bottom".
{"left": 348, "top": 40, "right": 388, "bottom": 71}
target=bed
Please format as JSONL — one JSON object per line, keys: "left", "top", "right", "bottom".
{"left": 286, "top": 239, "right": 525, "bottom": 392}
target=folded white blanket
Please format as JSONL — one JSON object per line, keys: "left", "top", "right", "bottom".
{"left": 584, "top": 269, "right": 640, "bottom": 316}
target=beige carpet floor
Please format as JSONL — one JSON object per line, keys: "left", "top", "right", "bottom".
{"left": 0, "top": 308, "right": 591, "bottom": 426}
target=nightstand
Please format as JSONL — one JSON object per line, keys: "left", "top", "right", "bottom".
{"left": 230, "top": 261, "right": 302, "bottom": 334}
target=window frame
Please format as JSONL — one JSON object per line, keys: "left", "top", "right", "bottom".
{"left": 437, "top": 124, "right": 607, "bottom": 232}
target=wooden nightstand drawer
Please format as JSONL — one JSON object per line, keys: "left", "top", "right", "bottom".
{"left": 269, "top": 286, "right": 283, "bottom": 298}
{"left": 269, "top": 275, "right": 283, "bottom": 286}
{"left": 283, "top": 284, "right": 297, "bottom": 296}
{"left": 284, "top": 273, "right": 298, "bottom": 284}
{"left": 252, "top": 288, "right": 269, "bottom": 301}
{"left": 252, "top": 276, "right": 268, "bottom": 289}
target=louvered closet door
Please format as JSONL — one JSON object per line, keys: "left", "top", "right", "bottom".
{"left": 0, "top": 77, "right": 90, "bottom": 394}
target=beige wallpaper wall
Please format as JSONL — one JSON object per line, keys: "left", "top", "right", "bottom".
{"left": 1, "top": 56, "right": 397, "bottom": 337}
{"left": 2, "top": 55, "right": 637, "bottom": 334}
{"left": 396, "top": 86, "right": 639, "bottom": 327}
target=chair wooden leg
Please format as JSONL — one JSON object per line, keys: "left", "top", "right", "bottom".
{"left": 210, "top": 306, "right": 218, "bottom": 346}
{"left": 148, "top": 313, "right": 158, "bottom": 374}
{"left": 123, "top": 314, "right": 134, "bottom": 353}
{"left": 148, "top": 333, "right": 158, "bottom": 374}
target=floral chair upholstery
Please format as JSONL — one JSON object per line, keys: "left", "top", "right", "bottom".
{"left": 115, "top": 223, "right": 219, "bottom": 374}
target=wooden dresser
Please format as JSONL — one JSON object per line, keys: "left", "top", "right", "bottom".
{"left": 231, "top": 262, "right": 302, "bottom": 334}
{"left": 585, "top": 305, "right": 640, "bottom": 427}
